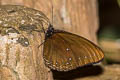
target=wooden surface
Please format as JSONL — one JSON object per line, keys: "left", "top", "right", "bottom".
{"left": 0, "top": 0, "right": 99, "bottom": 80}
{"left": 1, "top": 0, "right": 99, "bottom": 42}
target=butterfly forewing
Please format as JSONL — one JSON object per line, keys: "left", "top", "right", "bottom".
{"left": 43, "top": 31, "right": 104, "bottom": 71}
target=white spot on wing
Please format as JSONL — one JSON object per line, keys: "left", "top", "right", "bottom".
{"left": 66, "top": 48, "right": 70, "bottom": 51}
{"left": 69, "top": 58, "right": 72, "bottom": 61}
{"left": 85, "top": 56, "right": 87, "bottom": 58}
{"left": 66, "top": 62, "right": 69, "bottom": 65}
{"left": 53, "top": 65, "right": 55, "bottom": 67}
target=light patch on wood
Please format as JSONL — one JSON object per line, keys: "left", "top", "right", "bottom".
{"left": 0, "top": 33, "right": 19, "bottom": 44}
{"left": 60, "top": 0, "right": 71, "bottom": 24}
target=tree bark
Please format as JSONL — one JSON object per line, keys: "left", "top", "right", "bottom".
{"left": 0, "top": 0, "right": 99, "bottom": 80}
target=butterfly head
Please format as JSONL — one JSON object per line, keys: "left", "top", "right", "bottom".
{"left": 45, "top": 24, "right": 54, "bottom": 38}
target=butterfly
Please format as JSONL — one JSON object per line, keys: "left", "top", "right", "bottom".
{"left": 42, "top": 24, "right": 104, "bottom": 71}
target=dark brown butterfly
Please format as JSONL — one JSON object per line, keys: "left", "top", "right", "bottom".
{"left": 43, "top": 24, "right": 104, "bottom": 71}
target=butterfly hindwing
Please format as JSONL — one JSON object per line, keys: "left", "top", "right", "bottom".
{"left": 43, "top": 31, "right": 104, "bottom": 71}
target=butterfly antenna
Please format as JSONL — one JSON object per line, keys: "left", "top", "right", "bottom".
{"left": 38, "top": 40, "right": 46, "bottom": 48}
{"left": 52, "top": 3, "right": 53, "bottom": 25}
{"left": 50, "top": 0, "right": 54, "bottom": 28}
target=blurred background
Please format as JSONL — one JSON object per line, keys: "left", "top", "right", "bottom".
{"left": 98, "top": 0, "right": 120, "bottom": 64}
{"left": 0, "top": 0, "right": 120, "bottom": 80}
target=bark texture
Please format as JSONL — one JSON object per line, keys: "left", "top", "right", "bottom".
{"left": 0, "top": 0, "right": 99, "bottom": 80}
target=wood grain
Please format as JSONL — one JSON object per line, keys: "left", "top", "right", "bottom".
{"left": 0, "top": 0, "right": 99, "bottom": 80}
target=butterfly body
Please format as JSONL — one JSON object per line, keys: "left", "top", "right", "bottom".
{"left": 45, "top": 24, "right": 54, "bottom": 38}
{"left": 43, "top": 24, "right": 104, "bottom": 71}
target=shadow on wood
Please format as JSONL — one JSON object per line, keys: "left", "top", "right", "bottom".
{"left": 53, "top": 65, "right": 104, "bottom": 80}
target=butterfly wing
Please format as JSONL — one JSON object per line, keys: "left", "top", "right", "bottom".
{"left": 43, "top": 31, "right": 104, "bottom": 71}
